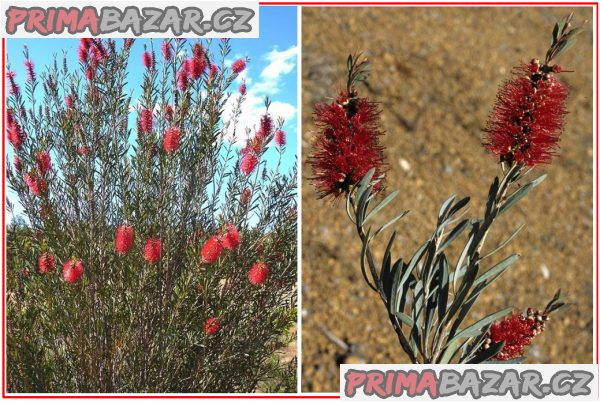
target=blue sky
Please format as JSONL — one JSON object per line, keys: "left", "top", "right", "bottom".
{"left": 6, "top": 6, "right": 298, "bottom": 221}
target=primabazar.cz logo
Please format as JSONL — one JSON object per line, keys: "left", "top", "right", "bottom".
{"left": 2, "top": 1, "right": 259, "bottom": 37}
{"left": 341, "top": 364, "right": 599, "bottom": 401}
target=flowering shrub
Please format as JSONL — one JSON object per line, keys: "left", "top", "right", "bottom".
{"left": 6, "top": 38, "right": 297, "bottom": 392}
{"left": 307, "top": 15, "right": 580, "bottom": 364}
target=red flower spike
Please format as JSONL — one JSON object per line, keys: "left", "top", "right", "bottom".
{"left": 142, "top": 51, "right": 153, "bottom": 69}
{"left": 241, "top": 188, "right": 252, "bottom": 204}
{"left": 483, "top": 62, "right": 569, "bottom": 167}
{"left": 6, "top": 71, "right": 20, "bottom": 96}
{"left": 240, "top": 152, "right": 259, "bottom": 175}
{"left": 65, "top": 95, "right": 74, "bottom": 109}
{"left": 231, "top": 58, "right": 246, "bottom": 74}
{"left": 165, "top": 105, "right": 174, "bottom": 122}
{"left": 163, "top": 127, "right": 181, "bottom": 153}
{"left": 177, "top": 63, "right": 189, "bottom": 91}
{"left": 143, "top": 238, "right": 162, "bottom": 263}
{"left": 260, "top": 115, "right": 273, "bottom": 138}
{"left": 7, "top": 122, "right": 25, "bottom": 150}
{"left": 204, "top": 317, "right": 221, "bottom": 334}
{"left": 63, "top": 258, "right": 84, "bottom": 284}
{"left": 161, "top": 40, "right": 172, "bottom": 61}
{"left": 275, "top": 130, "right": 286, "bottom": 147}
{"left": 115, "top": 224, "right": 134, "bottom": 255}
{"left": 239, "top": 83, "right": 247, "bottom": 95}
{"left": 209, "top": 64, "right": 218, "bottom": 80}
{"left": 38, "top": 253, "right": 55, "bottom": 273}
{"left": 309, "top": 92, "right": 387, "bottom": 199}
{"left": 13, "top": 156, "right": 22, "bottom": 172}
{"left": 24, "top": 172, "right": 47, "bottom": 196}
{"left": 488, "top": 311, "right": 547, "bottom": 361}
{"left": 221, "top": 224, "right": 240, "bottom": 250}
{"left": 140, "top": 108, "right": 153, "bottom": 133}
{"left": 248, "top": 262, "right": 269, "bottom": 285}
{"left": 201, "top": 235, "right": 224, "bottom": 263}
{"left": 36, "top": 151, "right": 52, "bottom": 175}
{"left": 24, "top": 60, "right": 35, "bottom": 82}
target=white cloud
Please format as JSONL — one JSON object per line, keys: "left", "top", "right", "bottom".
{"left": 261, "top": 46, "right": 297, "bottom": 81}
{"left": 221, "top": 45, "right": 297, "bottom": 144}
{"left": 222, "top": 92, "right": 296, "bottom": 145}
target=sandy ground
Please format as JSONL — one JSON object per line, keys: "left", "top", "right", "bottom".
{"left": 300, "top": 6, "right": 594, "bottom": 392}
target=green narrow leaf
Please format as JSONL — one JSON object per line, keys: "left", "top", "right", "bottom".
{"left": 395, "top": 312, "right": 414, "bottom": 328}
{"left": 364, "top": 190, "right": 399, "bottom": 224}
{"left": 438, "top": 219, "right": 470, "bottom": 253}
{"left": 480, "top": 224, "right": 525, "bottom": 261}
{"left": 437, "top": 195, "right": 456, "bottom": 224}
{"left": 446, "top": 196, "right": 470, "bottom": 220}
{"left": 498, "top": 174, "right": 546, "bottom": 215}
{"left": 474, "top": 254, "right": 519, "bottom": 287}
{"left": 374, "top": 210, "right": 409, "bottom": 237}
{"left": 379, "top": 231, "right": 396, "bottom": 293}
{"left": 437, "top": 254, "right": 449, "bottom": 320}
{"left": 447, "top": 307, "right": 513, "bottom": 346}
{"left": 387, "top": 258, "right": 403, "bottom": 310}
{"left": 466, "top": 341, "right": 505, "bottom": 364}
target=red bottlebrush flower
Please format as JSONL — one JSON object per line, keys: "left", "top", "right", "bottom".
{"left": 221, "top": 224, "right": 240, "bottom": 250}
{"left": 78, "top": 45, "right": 89, "bottom": 63}
{"left": 163, "top": 127, "right": 181, "bottom": 153}
{"left": 190, "top": 44, "right": 207, "bottom": 80}
{"left": 13, "top": 156, "right": 22, "bottom": 172}
{"left": 161, "top": 40, "right": 173, "bottom": 61}
{"left": 239, "top": 83, "right": 247, "bottom": 95}
{"left": 143, "top": 238, "right": 162, "bottom": 263}
{"left": 85, "top": 66, "right": 95, "bottom": 81}
{"left": 204, "top": 317, "right": 221, "bottom": 335}
{"left": 123, "top": 38, "right": 134, "bottom": 50}
{"left": 308, "top": 92, "right": 387, "bottom": 199}
{"left": 24, "top": 60, "right": 35, "bottom": 82}
{"left": 231, "top": 58, "right": 246, "bottom": 74}
{"left": 65, "top": 95, "right": 74, "bottom": 109}
{"left": 24, "top": 172, "right": 47, "bottom": 196}
{"left": 241, "top": 187, "right": 252, "bottom": 204}
{"left": 177, "top": 63, "right": 189, "bottom": 91}
{"left": 77, "top": 146, "right": 90, "bottom": 155}
{"left": 80, "top": 38, "right": 92, "bottom": 51}
{"left": 63, "top": 258, "right": 84, "bottom": 284}
{"left": 275, "top": 130, "right": 286, "bottom": 147}
{"left": 190, "top": 57, "right": 206, "bottom": 80}
{"left": 6, "top": 71, "right": 20, "bottom": 96}
{"left": 115, "top": 224, "right": 134, "bottom": 255}
{"left": 484, "top": 61, "right": 569, "bottom": 167}
{"left": 140, "top": 108, "right": 153, "bottom": 133}
{"left": 165, "top": 105, "right": 174, "bottom": 122}
{"left": 6, "top": 109, "right": 14, "bottom": 127}
{"left": 260, "top": 115, "right": 273, "bottom": 138}
{"left": 248, "top": 262, "right": 269, "bottom": 285}
{"left": 201, "top": 235, "right": 224, "bottom": 263}
{"left": 209, "top": 64, "right": 218, "bottom": 80}
{"left": 193, "top": 43, "right": 206, "bottom": 60}
{"left": 36, "top": 151, "right": 52, "bottom": 175}
{"left": 487, "top": 311, "right": 546, "bottom": 361}
{"left": 142, "top": 51, "right": 153, "bottom": 69}
{"left": 7, "top": 122, "right": 25, "bottom": 150}
{"left": 240, "top": 152, "right": 259, "bottom": 175}
{"left": 38, "top": 253, "right": 55, "bottom": 273}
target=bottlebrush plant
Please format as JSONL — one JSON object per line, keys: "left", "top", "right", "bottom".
{"left": 6, "top": 38, "right": 297, "bottom": 393}
{"left": 307, "top": 15, "right": 581, "bottom": 364}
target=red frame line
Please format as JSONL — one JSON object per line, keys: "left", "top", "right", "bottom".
{"left": 3, "top": 0, "right": 600, "bottom": 399}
